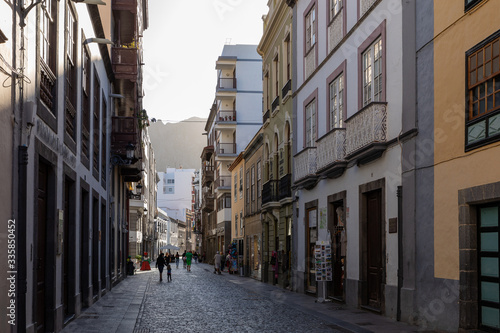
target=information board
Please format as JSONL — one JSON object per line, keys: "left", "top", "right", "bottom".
{"left": 315, "top": 241, "right": 332, "bottom": 281}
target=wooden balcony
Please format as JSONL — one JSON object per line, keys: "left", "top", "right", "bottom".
{"left": 316, "top": 128, "right": 347, "bottom": 178}
{"left": 294, "top": 147, "right": 318, "bottom": 189}
{"left": 111, "top": 116, "right": 137, "bottom": 155}
{"left": 112, "top": 47, "right": 138, "bottom": 81}
{"left": 112, "top": 0, "right": 137, "bottom": 13}
{"left": 201, "top": 145, "right": 214, "bottom": 162}
{"left": 202, "top": 165, "right": 214, "bottom": 186}
{"left": 202, "top": 191, "right": 215, "bottom": 212}
{"left": 345, "top": 102, "right": 387, "bottom": 165}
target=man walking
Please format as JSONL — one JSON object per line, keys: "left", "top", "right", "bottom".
{"left": 186, "top": 249, "right": 193, "bottom": 272}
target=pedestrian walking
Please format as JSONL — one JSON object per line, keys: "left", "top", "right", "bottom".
{"left": 194, "top": 251, "right": 198, "bottom": 264}
{"left": 186, "top": 250, "right": 193, "bottom": 272}
{"left": 221, "top": 252, "right": 226, "bottom": 272}
{"left": 156, "top": 253, "right": 166, "bottom": 282}
{"left": 175, "top": 252, "right": 180, "bottom": 268}
{"left": 166, "top": 264, "right": 172, "bottom": 282}
{"left": 214, "top": 251, "right": 222, "bottom": 274}
{"left": 182, "top": 251, "right": 187, "bottom": 269}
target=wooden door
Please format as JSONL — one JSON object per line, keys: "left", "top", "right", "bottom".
{"left": 367, "top": 190, "right": 382, "bottom": 309}
{"left": 36, "top": 163, "right": 48, "bottom": 332}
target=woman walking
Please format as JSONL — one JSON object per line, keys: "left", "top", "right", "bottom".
{"left": 156, "top": 253, "right": 166, "bottom": 282}
{"left": 175, "top": 252, "right": 180, "bottom": 268}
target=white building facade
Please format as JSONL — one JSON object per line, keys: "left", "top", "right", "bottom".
{"left": 203, "top": 44, "right": 262, "bottom": 255}
{"left": 292, "top": 0, "right": 410, "bottom": 320}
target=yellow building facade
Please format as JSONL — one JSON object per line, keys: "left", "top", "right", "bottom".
{"left": 433, "top": 1, "right": 500, "bottom": 331}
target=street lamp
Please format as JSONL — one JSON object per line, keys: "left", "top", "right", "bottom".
{"left": 126, "top": 143, "right": 135, "bottom": 160}
{"left": 135, "top": 183, "right": 143, "bottom": 195}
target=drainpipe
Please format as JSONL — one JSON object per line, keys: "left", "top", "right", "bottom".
{"left": 397, "top": 186, "right": 403, "bottom": 321}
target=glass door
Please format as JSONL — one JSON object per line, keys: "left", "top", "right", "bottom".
{"left": 479, "top": 204, "right": 500, "bottom": 331}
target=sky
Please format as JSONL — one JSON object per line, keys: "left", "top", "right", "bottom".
{"left": 142, "top": 0, "right": 268, "bottom": 123}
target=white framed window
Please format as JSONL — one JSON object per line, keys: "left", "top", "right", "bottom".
{"left": 234, "top": 173, "right": 238, "bottom": 202}
{"left": 362, "top": 38, "right": 383, "bottom": 106}
{"left": 305, "top": 100, "right": 316, "bottom": 147}
{"left": 67, "top": 7, "right": 75, "bottom": 63}
{"left": 329, "top": 74, "right": 344, "bottom": 129}
{"left": 330, "top": 0, "right": 342, "bottom": 21}
{"left": 167, "top": 179, "right": 175, "bottom": 184}
{"left": 305, "top": 6, "right": 316, "bottom": 51}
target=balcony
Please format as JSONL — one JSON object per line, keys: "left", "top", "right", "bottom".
{"left": 112, "top": 47, "right": 138, "bottom": 82}
{"left": 316, "top": 128, "right": 347, "bottom": 178}
{"left": 263, "top": 109, "right": 270, "bottom": 127}
{"left": 282, "top": 79, "right": 292, "bottom": 102}
{"left": 262, "top": 180, "right": 279, "bottom": 207}
{"left": 202, "top": 165, "right": 214, "bottom": 186}
{"left": 217, "top": 77, "right": 237, "bottom": 90}
{"left": 271, "top": 96, "right": 280, "bottom": 113}
{"left": 215, "top": 176, "right": 231, "bottom": 192}
{"left": 215, "top": 110, "right": 237, "bottom": 123}
{"left": 111, "top": 116, "right": 137, "bottom": 155}
{"left": 294, "top": 147, "right": 318, "bottom": 189}
{"left": 345, "top": 102, "right": 387, "bottom": 165}
{"left": 216, "top": 143, "right": 236, "bottom": 157}
{"left": 202, "top": 191, "right": 215, "bottom": 212}
{"left": 201, "top": 145, "right": 214, "bottom": 162}
{"left": 279, "top": 174, "right": 292, "bottom": 201}
{"left": 112, "top": 0, "right": 137, "bottom": 12}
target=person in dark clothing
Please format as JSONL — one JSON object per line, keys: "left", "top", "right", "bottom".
{"left": 156, "top": 253, "right": 166, "bottom": 282}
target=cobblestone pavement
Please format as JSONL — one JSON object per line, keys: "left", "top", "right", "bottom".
{"left": 135, "top": 263, "right": 345, "bottom": 333}
{"left": 134, "top": 263, "right": 422, "bottom": 333}
{"left": 61, "top": 263, "right": 431, "bottom": 333}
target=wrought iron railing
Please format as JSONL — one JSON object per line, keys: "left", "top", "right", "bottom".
{"left": 262, "top": 180, "right": 279, "bottom": 204}
{"left": 279, "top": 174, "right": 292, "bottom": 200}
{"left": 316, "top": 128, "right": 346, "bottom": 171}
{"left": 345, "top": 102, "right": 387, "bottom": 156}
{"left": 217, "top": 77, "right": 237, "bottom": 90}
{"left": 215, "top": 176, "right": 231, "bottom": 189}
{"left": 216, "top": 143, "right": 236, "bottom": 155}
{"left": 216, "top": 110, "right": 237, "bottom": 123}
{"left": 294, "top": 147, "right": 317, "bottom": 182}
{"left": 272, "top": 96, "right": 280, "bottom": 112}
{"left": 282, "top": 79, "right": 292, "bottom": 98}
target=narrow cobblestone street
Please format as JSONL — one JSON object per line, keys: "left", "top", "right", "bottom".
{"left": 64, "top": 262, "right": 428, "bottom": 333}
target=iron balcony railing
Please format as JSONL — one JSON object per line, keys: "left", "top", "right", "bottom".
{"left": 215, "top": 176, "right": 231, "bottom": 190}
{"left": 217, "top": 77, "right": 237, "bottom": 90}
{"left": 345, "top": 102, "right": 387, "bottom": 156}
{"left": 263, "top": 109, "right": 270, "bottom": 124}
{"left": 272, "top": 95, "right": 280, "bottom": 112}
{"left": 216, "top": 110, "right": 237, "bottom": 123}
{"left": 279, "top": 174, "right": 292, "bottom": 200}
{"left": 262, "top": 180, "right": 279, "bottom": 204}
{"left": 282, "top": 79, "right": 292, "bottom": 98}
{"left": 294, "top": 147, "right": 317, "bottom": 182}
{"left": 316, "top": 128, "right": 346, "bottom": 171}
{"left": 216, "top": 143, "right": 236, "bottom": 155}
